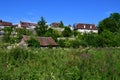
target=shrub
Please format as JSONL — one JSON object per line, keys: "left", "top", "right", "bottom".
{"left": 27, "top": 38, "right": 40, "bottom": 48}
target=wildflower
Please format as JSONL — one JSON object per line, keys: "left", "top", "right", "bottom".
{"left": 81, "top": 53, "right": 87, "bottom": 59}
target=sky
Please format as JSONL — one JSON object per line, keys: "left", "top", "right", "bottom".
{"left": 0, "top": 0, "right": 120, "bottom": 26}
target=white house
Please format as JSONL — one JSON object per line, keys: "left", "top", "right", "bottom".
{"left": 73, "top": 23, "right": 98, "bottom": 33}
{"left": 17, "top": 21, "right": 38, "bottom": 29}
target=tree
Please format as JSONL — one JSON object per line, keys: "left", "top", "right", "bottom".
{"left": 98, "top": 12, "right": 120, "bottom": 34}
{"left": 62, "top": 27, "right": 72, "bottom": 37}
{"left": 59, "top": 21, "right": 64, "bottom": 28}
{"left": 110, "top": 13, "right": 120, "bottom": 29}
{"left": 3, "top": 26, "right": 13, "bottom": 35}
{"left": 36, "top": 17, "right": 48, "bottom": 36}
{"left": 2, "top": 26, "right": 13, "bottom": 43}
{"left": 45, "top": 28, "right": 61, "bottom": 41}
{"left": 73, "top": 29, "right": 80, "bottom": 37}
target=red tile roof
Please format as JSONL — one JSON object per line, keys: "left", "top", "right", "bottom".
{"left": 37, "top": 37, "right": 57, "bottom": 47}
{"left": 50, "top": 22, "right": 60, "bottom": 27}
{"left": 0, "top": 20, "right": 12, "bottom": 26}
{"left": 20, "top": 21, "right": 38, "bottom": 28}
{"left": 74, "top": 23, "right": 97, "bottom": 30}
{"left": 22, "top": 35, "right": 57, "bottom": 47}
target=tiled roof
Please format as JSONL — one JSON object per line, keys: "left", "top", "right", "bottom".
{"left": 50, "top": 22, "right": 60, "bottom": 27}
{"left": 0, "top": 20, "right": 12, "bottom": 26}
{"left": 22, "top": 35, "right": 57, "bottom": 47}
{"left": 20, "top": 21, "right": 38, "bottom": 28}
{"left": 37, "top": 37, "right": 57, "bottom": 47}
{"left": 74, "top": 23, "right": 98, "bottom": 30}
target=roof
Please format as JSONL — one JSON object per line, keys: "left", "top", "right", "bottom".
{"left": 50, "top": 22, "right": 60, "bottom": 27}
{"left": 0, "top": 20, "right": 12, "bottom": 26}
{"left": 20, "top": 21, "right": 38, "bottom": 28}
{"left": 74, "top": 23, "right": 98, "bottom": 30}
{"left": 22, "top": 35, "right": 57, "bottom": 47}
{"left": 37, "top": 37, "right": 57, "bottom": 47}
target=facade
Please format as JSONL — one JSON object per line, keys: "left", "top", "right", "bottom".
{"left": 73, "top": 23, "right": 98, "bottom": 33}
{"left": 18, "top": 21, "right": 38, "bottom": 29}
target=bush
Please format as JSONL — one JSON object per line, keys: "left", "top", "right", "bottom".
{"left": 10, "top": 48, "right": 29, "bottom": 61}
{"left": 27, "top": 38, "right": 40, "bottom": 48}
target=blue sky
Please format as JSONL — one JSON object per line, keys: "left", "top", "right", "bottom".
{"left": 0, "top": 0, "right": 120, "bottom": 26}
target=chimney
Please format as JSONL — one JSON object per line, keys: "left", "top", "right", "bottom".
{"left": 90, "top": 25, "right": 92, "bottom": 29}
{"left": 84, "top": 25, "right": 86, "bottom": 28}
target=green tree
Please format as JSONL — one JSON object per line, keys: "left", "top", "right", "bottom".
{"left": 36, "top": 17, "right": 48, "bottom": 36}
{"left": 27, "top": 38, "right": 40, "bottom": 48}
{"left": 3, "top": 26, "right": 12, "bottom": 35}
{"left": 98, "top": 18, "right": 118, "bottom": 34}
{"left": 59, "top": 21, "right": 64, "bottom": 28}
{"left": 45, "top": 28, "right": 61, "bottom": 41}
{"left": 98, "top": 12, "right": 120, "bottom": 34}
{"left": 2, "top": 26, "right": 13, "bottom": 43}
{"left": 62, "top": 27, "right": 72, "bottom": 37}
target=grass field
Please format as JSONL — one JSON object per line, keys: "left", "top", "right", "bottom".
{"left": 0, "top": 47, "right": 120, "bottom": 80}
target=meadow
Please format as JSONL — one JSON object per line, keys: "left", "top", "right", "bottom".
{"left": 0, "top": 47, "right": 120, "bottom": 80}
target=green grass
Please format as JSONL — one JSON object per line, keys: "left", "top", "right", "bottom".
{"left": 0, "top": 47, "right": 120, "bottom": 80}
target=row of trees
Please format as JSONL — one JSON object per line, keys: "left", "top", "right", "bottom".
{"left": 35, "top": 17, "right": 73, "bottom": 40}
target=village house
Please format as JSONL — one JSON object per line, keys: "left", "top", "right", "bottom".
{"left": 73, "top": 23, "right": 98, "bottom": 33}
{"left": 18, "top": 21, "right": 38, "bottom": 29}
{"left": 49, "top": 22, "right": 64, "bottom": 32}
{"left": 19, "top": 35, "right": 58, "bottom": 48}
{"left": 0, "top": 20, "right": 13, "bottom": 35}
{"left": 0, "top": 20, "right": 12, "bottom": 28}
{"left": 50, "top": 22, "right": 60, "bottom": 27}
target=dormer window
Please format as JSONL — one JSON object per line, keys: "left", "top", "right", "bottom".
{"left": 90, "top": 25, "right": 92, "bottom": 29}
{"left": 84, "top": 25, "right": 86, "bottom": 29}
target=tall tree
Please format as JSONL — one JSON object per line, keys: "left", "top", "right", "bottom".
{"left": 59, "top": 21, "right": 64, "bottom": 28}
{"left": 36, "top": 17, "right": 48, "bottom": 36}
{"left": 98, "top": 13, "right": 120, "bottom": 34}
{"left": 110, "top": 13, "right": 120, "bottom": 28}
{"left": 98, "top": 18, "right": 118, "bottom": 34}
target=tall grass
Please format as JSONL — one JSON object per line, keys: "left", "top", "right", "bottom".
{"left": 0, "top": 47, "right": 120, "bottom": 80}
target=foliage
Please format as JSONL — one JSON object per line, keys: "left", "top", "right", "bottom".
{"left": 57, "top": 39, "right": 65, "bottom": 48}
{"left": 0, "top": 47, "right": 120, "bottom": 79}
{"left": 3, "top": 26, "right": 13, "bottom": 35}
{"left": 36, "top": 17, "right": 48, "bottom": 36}
{"left": 27, "top": 37, "right": 40, "bottom": 48}
{"left": 2, "top": 34, "right": 10, "bottom": 43}
{"left": 98, "top": 13, "right": 120, "bottom": 34}
{"left": 62, "top": 27, "right": 72, "bottom": 37}
{"left": 45, "top": 28, "right": 61, "bottom": 41}
{"left": 73, "top": 29, "right": 80, "bottom": 37}
{"left": 59, "top": 21, "right": 64, "bottom": 28}
{"left": 2, "top": 27, "right": 13, "bottom": 43}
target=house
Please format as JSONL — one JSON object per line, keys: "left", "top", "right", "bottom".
{"left": 50, "top": 22, "right": 60, "bottom": 27}
{"left": 49, "top": 22, "right": 65, "bottom": 32}
{"left": 18, "top": 21, "right": 38, "bottom": 29}
{"left": 19, "top": 35, "right": 57, "bottom": 47}
{"left": 0, "top": 20, "right": 12, "bottom": 29}
{"left": 73, "top": 23, "right": 98, "bottom": 33}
